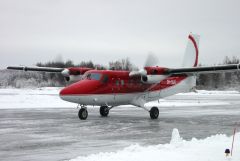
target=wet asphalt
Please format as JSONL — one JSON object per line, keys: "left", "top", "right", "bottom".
{"left": 0, "top": 94, "right": 240, "bottom": 161}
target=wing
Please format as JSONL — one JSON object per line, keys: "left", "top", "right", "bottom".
{"left": 7, "top": 66, "right": 94, "bottom": 82}
{"left": 7, "top": 66, "right": 64, "bottom": 73}
{"left": 164, "top": 64, "right": 240, "bottom": 75}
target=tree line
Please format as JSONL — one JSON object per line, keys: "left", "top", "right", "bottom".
{"left": 0, "top": 56, "right": 239, "bottom": 90}
{"left": 0, "top": 58, "right": 136, "bottom": 88}
{"left": 197, "top": 56, "right": 240, "bottom": 90}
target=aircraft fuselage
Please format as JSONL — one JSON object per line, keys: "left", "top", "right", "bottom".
{"left": 60, "top": 70, "right": 195, "bottom": 108}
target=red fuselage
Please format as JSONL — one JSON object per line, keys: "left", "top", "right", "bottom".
{"left": 60, "top": 70, "right": 187, "bottom": 96}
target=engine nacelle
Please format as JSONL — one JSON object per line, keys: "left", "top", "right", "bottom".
{"left": 68, "top": 67, "right": 92, "bottom": 75}
{"left": 65, "top": 75, "right": 83, "bottom": 82}
{"left": 141, "top": 75, "right": 168, "bottom": 84}
{"left": 63, "top": 67, "right": 93, "bottom": 82}
{"left": 144, "top": 66, "right": 169, "bottom": 75}
{"left": 140, "top": 67, "right": 169, "bottom": 84}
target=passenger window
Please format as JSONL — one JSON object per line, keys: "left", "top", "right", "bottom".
{"left": 102, "top": 75, "right": 109, "bottom": 83}
{"left": 116, "top": 80, "right": 119, "bottom": 86}
{"left": 152, "top": 70, "right": 158, "bottom": 74}
{"left": 121, "top": 80, "right": 124, "bottom": 86}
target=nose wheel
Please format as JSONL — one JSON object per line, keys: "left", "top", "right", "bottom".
{"left": 100, "top": 106, "right": 109, "bottom": 117}
{"left": 149, "top": 106, "right": 159, "bottom": 119}
{"left": 78, "top": 108, "right": 88, "bottom": 120}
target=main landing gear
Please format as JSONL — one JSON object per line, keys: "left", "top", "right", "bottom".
{"left": 77, "top": 105, "right": 159, "bottom": 120}
{"left": 100, "top": 106, "right": 109, "bottom": 117}
{"left": 78, "top": 105, "right": 111, "bottom": 120}
{"left": 149, "top": 106, "right": 159, "bottom": 119}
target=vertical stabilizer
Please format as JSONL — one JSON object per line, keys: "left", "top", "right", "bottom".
{"left": 182, "top": 33, "right": 200, "bottom": 67}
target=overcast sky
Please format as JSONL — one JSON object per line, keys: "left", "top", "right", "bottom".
{"left": 0, "top": 0, "right": 240, "bottom": 69}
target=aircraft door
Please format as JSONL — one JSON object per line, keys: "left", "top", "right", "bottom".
{"left": 111, "top": 78, "right": 120, "bottom": 101}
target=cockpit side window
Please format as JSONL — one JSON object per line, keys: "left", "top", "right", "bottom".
{"left": 83, "top": 73, "right": 102, "bottom": 81}
{"left": 86, "top": 73, "right": 91, "bottom": 80}
{"left": 91, "top": 73, "right": 102, "bottom": 80}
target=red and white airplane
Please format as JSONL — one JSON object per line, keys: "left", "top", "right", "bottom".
{"left": 8, "top": 33, "right": 240, "bottom": 120}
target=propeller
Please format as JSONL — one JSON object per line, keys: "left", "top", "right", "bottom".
{"left": 61, "top": 69, "right": 70, "bottom": 77}
{"left": 144, "top": 52, "right": 159, "bottom": 67}
{"left": 129, "top": 52, "right": 159, "bottom": 77}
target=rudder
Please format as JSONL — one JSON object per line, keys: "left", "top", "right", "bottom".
{"left": 182, "top": 33, "right": 200, "bottom": 67}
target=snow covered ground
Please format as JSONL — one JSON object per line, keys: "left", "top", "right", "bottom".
{"left": 70, "top": 128, "right": 240, "bottom": 161}
{"left": 0, "top": 87, "right": 75, "bottom": 108}
{"left": 0, "top": 87, "right": 240, "bottom": 161}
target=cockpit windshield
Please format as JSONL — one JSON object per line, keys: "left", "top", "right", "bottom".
{"left": 83, "top": 73, "right": 102, "bottom": 81}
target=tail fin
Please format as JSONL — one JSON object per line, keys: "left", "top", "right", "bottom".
{"left": 182, "top": 33, "right": 200, "bottom": 67}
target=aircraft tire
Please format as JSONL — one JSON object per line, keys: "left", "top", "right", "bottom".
{"left": 78, "top": 108, "right": 88, "bottom": 120}
{"left": 100, "top": 106, "right": 109, "bottom": 117}
{"left": 150, "top": 107, "right": 159, "bottom": 119}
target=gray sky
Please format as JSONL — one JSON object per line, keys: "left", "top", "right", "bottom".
{"left": 0, "top": 0, "right": 240, "bottom": 69}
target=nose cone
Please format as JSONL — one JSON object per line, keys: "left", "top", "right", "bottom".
{"left": 60, "top": 80, "right": 100, "bottom": 96}
{"left": 59, "top": 86, "right": 73, "bottom": 102}
{"left": 60, "top": 86, "right": 73, "bottom": 96}
{"left": 59, "top": 80, "right": 101, "bottom": 103}
{"left": 59, "top": 80, "right": 101, "bottom": 104}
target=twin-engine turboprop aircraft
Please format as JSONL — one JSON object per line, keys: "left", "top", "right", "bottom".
{"left": 7, "top": 33, "right": 240, "bottom": 120}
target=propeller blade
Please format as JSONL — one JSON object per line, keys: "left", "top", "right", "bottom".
{"left": 129, "top": 53, "right": 159, "bottom": 77}
{"left": 144, "top": 53, "right": 159, "bottom": 67}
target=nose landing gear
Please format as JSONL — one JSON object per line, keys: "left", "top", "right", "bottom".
{"left": 78, "top": 107, "right": 88, "bottom": 120}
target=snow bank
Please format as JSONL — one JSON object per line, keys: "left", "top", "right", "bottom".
{"left": 0, "top": 87, "right": 75, "bottom": 109}
{"left": 145, "top": 90, "right": 240, "bottom": 108}
{"left": 69, "top": 129, "right": 240, "bottom": 161}
{"left": 180, "top": 90, "right": 240, "bottom": 95}
{"left": 147, "top": 100, "right": 229, "bottom": 107}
